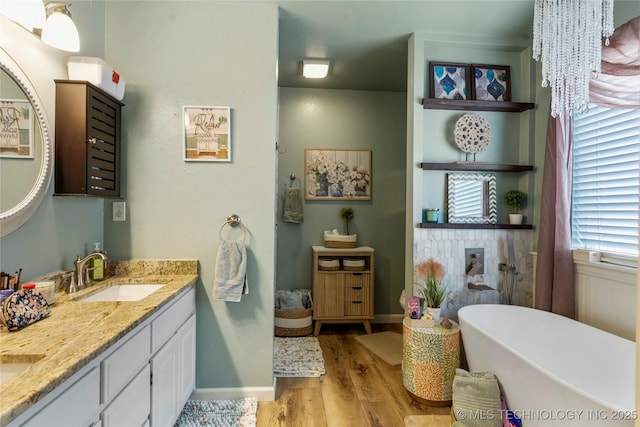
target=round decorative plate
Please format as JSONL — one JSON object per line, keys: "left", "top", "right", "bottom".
{"left": 454, "top": 114, "right": 491, "bottom": 153}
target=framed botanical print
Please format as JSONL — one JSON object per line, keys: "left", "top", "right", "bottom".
{"left": 305, "top": 148, "right": 371, "bottom": 200}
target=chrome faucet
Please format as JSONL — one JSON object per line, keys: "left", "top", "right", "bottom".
{"left": 71, "top": 251, "right": 108, "bottom": 292}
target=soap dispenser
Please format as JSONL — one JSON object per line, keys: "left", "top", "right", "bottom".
{"left": 91, "top": 242, "right": 104, "bottom": 281}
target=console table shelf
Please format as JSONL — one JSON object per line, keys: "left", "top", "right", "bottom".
{"left": 418, "top": 223, "right": 533, "bottom": 230}
{"left": 420, "top": 162, "right": 534, "bottom": 172}
{"left": 421, "top": 98, "right": 535, "bottom": 112}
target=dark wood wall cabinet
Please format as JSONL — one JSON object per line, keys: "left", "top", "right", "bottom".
{"left": 54, "top": 80, "right": 124, "bottom": 197}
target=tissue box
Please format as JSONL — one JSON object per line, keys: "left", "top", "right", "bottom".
{"left": 67, "top": 56, "right": 125, "bottom": 100}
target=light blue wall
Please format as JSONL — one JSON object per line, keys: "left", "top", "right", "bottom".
{"left": 102, "top": 2, "right": 278, "bottom": 389}
{"left": 276, "top": 88, "right": 407, "bottom": 316}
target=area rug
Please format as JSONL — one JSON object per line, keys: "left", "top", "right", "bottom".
{"left": 404, "top": 414, "right": 453, "bottom": 427}
{"left": 273, "top": 336, "right": 326, "bottom": 377}
{"left": 354, "top": 331, "right": 403, "bottom": 366}
{"left": 174, "top": 398, "right": 257, "bottom": 427}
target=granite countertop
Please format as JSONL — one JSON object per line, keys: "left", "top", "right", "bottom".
{"left": 0, "top": 260, "right": 198, "bottom": 426}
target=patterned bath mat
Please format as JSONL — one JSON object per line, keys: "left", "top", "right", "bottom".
{"left": 274, "top": 336, "right": 326, "bottom": 377}
{"left": 174, "top": 398, "right": 257, "bottom": 427}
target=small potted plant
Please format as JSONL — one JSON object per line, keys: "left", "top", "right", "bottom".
{"left": 325, "top": 207, "right": 357, "bottom": 248}
{"left": 415, "top": 257, "right": 446, "bottom": 320}
{"left": 340, "top": 207, "right": 355, "bottom": 235}
{"left": 504, "top": 190, "right": 526, "bottom": 224}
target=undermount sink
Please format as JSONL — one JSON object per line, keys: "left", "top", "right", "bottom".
{"left": 0, "top": 355, "right": 45, "bottom": 385}
{"left": 75, "top": 284, "right": 164, "bottom": 302}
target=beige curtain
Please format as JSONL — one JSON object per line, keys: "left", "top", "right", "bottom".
{"left": 534, "top": 16, "right": 640, "bottom": 318}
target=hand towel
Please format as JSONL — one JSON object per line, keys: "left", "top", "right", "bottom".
{"left": 283, "top": 187, "right": 304, "bottom": 223}
{"left": 212, "top": 240, "right": 248, "bottom": 302}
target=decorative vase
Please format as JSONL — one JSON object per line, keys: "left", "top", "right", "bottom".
{"left": 509, "top": 213, "right": 523, "bottom": 225}
{"left": 426, "top": 306, "right": 441, "bottom": 321}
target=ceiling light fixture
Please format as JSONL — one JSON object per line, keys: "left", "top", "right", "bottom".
{"left": 302, "top": 60, "right": 330, "bottom": 79}
{"left": 0, "top": 0, "right": 46, "bottom": 31}
{"left": 41, "top": 2, "right": 80, "bottom": 52}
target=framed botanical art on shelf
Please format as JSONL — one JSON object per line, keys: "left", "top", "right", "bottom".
{"left": 429, "top": 62, "right": 470, "bottom": 100}
{"left": 471, "top": 64, "right": 511, "bottom": 102}
{"left": 305, "top": 148, "right": 371, "bottom": 201}
{"left": 183, "top": 105, "right": 231, "bottom": 162}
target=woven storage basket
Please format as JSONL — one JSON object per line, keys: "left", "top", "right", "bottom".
{"left": 274, "top": 308, "right": 313, "bottom": 337}
{"left": 324, "top": 240, "right": 357, "bottom": 248}
{"left": 343, "top": 258, "right": 365, "bottom": 271}
{"left": 318, "top": 258, "right": 340, "bottom": 271}
{"left": 323, "top": 232, "right": 357, "bottom": 248}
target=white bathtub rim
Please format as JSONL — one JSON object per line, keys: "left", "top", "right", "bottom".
{"left": 458, "top": 304, "right": 635, "bottom": 412}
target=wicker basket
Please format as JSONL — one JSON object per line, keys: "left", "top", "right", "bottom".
{"left": 324, "top": 232, "right": 357, "bottom": 248}
{"left": 343, "top": 258, "right": 365, "bottom": 271}
{"left": 274, "top": 308, "right": 313, "bottom": 337}
{"left": 324, "top": 240, "right": 357, "bottom": 248}
{"left": 318, "top": 258, "right": 340, "bottom": 271}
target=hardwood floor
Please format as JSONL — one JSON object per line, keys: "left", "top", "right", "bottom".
{"left": 257, "top": 323, "right": 452, "bottom": 427}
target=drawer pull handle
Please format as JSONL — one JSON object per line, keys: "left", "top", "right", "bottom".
{"left": 352, "top": 273, "right": 363, "bottom": 276}
{"left": 351, "top": 286, "right": 363, "bottom": 290}
{"left": 352, "top": 300, "right": 362, "bottom": 304}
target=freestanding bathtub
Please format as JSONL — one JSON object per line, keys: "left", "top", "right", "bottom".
{"left": 458, "top": 304, "right": 636, "bottom": 427}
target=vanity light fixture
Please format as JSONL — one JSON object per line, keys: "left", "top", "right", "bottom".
{"left": 0, "top": 0, "right": 46, "bottom": 31}
{"left": 41, "top": 2, "right": 80, "bottom": 52}
{"left": 302, "top": 60, "right": 330, "bottom": 79}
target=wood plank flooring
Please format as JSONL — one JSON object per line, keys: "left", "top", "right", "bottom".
{"left": 257, "top": 323, "right": 452, "bottom": 427}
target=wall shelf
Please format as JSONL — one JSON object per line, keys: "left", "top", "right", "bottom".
{"left": 420, "top": 162, "right": 534, "bottom": 172}
{"left": 418, "top": 223, "right": 533, "bottom": 230}
{"left": 421, "top": 98, "right": 535, "bottom": 112}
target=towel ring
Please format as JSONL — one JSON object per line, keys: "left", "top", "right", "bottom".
{"left": 219, "top": 220, "right": 247, "bottom": 242}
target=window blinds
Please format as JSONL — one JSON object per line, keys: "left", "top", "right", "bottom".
{"left": 572, "top": 104, "right": 640, "bottom": 255}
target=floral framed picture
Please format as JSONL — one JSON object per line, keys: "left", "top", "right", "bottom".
{"left": 0, "top": 99, "right": 34, "bottom": 158}
{"left": 183, "top": 105, "right": 231, "bottom": 162}
{"left": 470, "top": 64, "right": 511, "bottom": 102}
{"left": 305, "top": 149, "right": 372, "bottom": 201}
{"left": 429, "top": 62, "right": 470, "bottom": 100}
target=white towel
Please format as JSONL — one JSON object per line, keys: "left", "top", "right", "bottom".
{"left": 212, "top": 240, "right": 248, "bottom": 302}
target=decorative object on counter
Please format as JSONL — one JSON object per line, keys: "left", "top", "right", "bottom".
{"left": 422, "top": 208, "right": 439, "bottom": 223}
{"left": 470, "top": 64, "right": 511, "bottom": 102}
{"left": 283, "top": 175, "right": 304, "bottom": 223}
{"left": 0, "top": 288, "right": 50, "bottom": 331}
{"left": 175, "top": 398, "right": 258, "bottom": 427}
{"left": 182, "top": 105, "right": 231, "bottom": 162}
{"left": 447, "top": 173, "right": 497, "bottom": 224}
{"left": 429, "top": 62, "right": 470, "bottom": 100}
{"left": 454, "top": 113, "right": 491, "bottom": 161}
{"left": 504, "top": 190, "right": 526, "bottom": 225}
{"left": 323, "top": 229, "right": 357, "bottom": 248}
{"left": 415, "top": 257, "right": 447, "bottom": 321}
{"left": 304, "top": 148, "right": 371, "bottom": 200}
{"left": 533, "top": 0, "right": 614, "bottom": 117}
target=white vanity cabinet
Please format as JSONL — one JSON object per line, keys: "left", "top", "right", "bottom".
{"left": 14, "top": 285, "right": 195, "bottom": 427}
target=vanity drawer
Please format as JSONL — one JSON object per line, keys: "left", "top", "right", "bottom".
{"left": 152, "top": 287, "right": 195, "bottom": 353}
{"left": 101, "top": 324, "right": 151, "bottom": 404}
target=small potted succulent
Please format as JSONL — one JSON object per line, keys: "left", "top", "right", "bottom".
{"left": 504, "top": 190, "right": 526, "bottom": 224}
{"left": 340, "top": 207, "right": 355, "bottom": 235}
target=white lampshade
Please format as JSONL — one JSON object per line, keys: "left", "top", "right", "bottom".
{"left": 302, "top": 60, "right": 330, "bottom": 79}
{"left": 0, "top": 0, "right": 46, "bottom": 30}
{"left": 41, "top": 3, "right": 79, "bottom": 52}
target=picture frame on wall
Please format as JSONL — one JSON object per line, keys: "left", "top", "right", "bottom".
{"left": 305, "top": 148, "right": 372, "bottom": 201}
{"left": 428, "top": 62, "right": 470, "bottom": 100}
{"left": 183, "top": 105, "right": 231, "bottom": 162}
{"left": 470, "top": 64, "right": 511, "bottom": 102}
{"left": 0, "top": 99, "right": 34, "bottom": 158}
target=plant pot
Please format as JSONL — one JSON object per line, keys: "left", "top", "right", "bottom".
{"left": 509, "top": 214, "right": 523, "bottom": 225}
{"left": 426, "top": 306, "right": 441, "bottom": 321}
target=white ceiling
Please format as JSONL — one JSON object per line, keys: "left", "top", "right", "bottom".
{"left": 274, "top": 1, "right": 536, "bottom": 91}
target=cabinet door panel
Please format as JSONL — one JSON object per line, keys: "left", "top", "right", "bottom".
{"left": 101, "top": 364, "right": 150, "bottom": 427}
{"left": 152, "top": 288, "right": 195, "bottom": 353}
{"left": 344, "top": 273, "right": 371, "bottom": 316}
{"left": 151, "top": 333, "right": 179, "bottom": 427}
{"left": 314, "top": 273, "right": 344, "bottom": 318}
{"left": 178, "top": 314, "right": 196, "bottom": 406}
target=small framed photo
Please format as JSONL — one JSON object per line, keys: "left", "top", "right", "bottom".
{"left": 471, "top": 64, "right": 511, "bottom": 102}
{"left": 0, "top": 99, "right": 34, "bottom": 158}
{"left": 429, "top": 62, "right": 470, "bottom": 100}
{"left": 183, "top": 105, "right": 231, "bottom": 162}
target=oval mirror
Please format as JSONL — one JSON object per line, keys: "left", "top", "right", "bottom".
{"left": 0, "top": 48, "right": 52, "bottom": 237}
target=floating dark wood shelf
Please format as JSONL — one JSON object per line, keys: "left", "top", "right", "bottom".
{"left": 421, "top": 98, "right": 535, "bottom": 112}
{"left": 420, "top": 162, "right": 534, "bottom": 172}
{"left": 418, "top": 223, "right": 534, "bottom": 230}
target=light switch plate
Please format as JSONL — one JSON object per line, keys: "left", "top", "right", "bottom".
{"left": 113, "top": 201, "right": 126, "bottom": 221}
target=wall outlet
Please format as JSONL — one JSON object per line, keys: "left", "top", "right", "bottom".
{"left": 113, "top": 201, "right": 126, "bottom": 221}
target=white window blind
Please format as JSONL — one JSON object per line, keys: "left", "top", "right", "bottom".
{"left": 572, "top": 104, "right": 640, "bottom": 256}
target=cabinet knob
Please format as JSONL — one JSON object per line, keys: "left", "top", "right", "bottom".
{"left": 87, "top": 137, "right": 97, "bottom": 145}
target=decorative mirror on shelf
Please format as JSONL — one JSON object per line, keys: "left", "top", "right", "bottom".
{"left": 0, "top": 49, "right": 53, "bottom": 237}
{"left": 447, "top": 173, "right": 497, "bottom": 224}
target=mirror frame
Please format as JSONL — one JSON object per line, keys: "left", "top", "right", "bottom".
{"left": 0, "top": 48, "right": 53, "bottom": 237}
{"left": 447, "top": 173, "right": 497, "bottom": 224}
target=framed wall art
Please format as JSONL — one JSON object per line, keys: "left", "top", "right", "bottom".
{"left": 183, "top": 105, "right": 231, "bottom": 162}
{"left": 305, "top": 148, "right": 371, "bottom": 201}
{"left": 471, "top": 64, "right": 511, "bottom": 102}
{"left": 429, "top": 62, "right": 470, "bottom": 100}
{"left": 0, "top": 99, "right": 34, "bottom": 158}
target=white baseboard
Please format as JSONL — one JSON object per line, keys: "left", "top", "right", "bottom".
{"left": 373, "top": 313, "right": 404, "bottom": 323}
{"left": 190, "top": 377, "right": 277, "bottom": 402}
